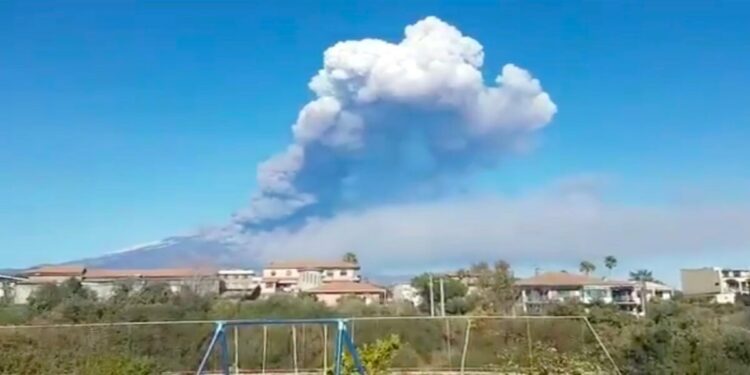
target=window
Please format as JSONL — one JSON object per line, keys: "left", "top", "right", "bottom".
{"left": 286, "top": 270, "right": 292, "bottom": 276}
{"left": 340, "top": 270, "right": 348, "bottom": 276}
{"left": 270, "top": 271, "right": 276, "bottom": 277}
{"left": 326, "top": 271, "right": 334, "bottom": 277}
{"left": 265, "top": 282, "right": 274, "bottom": 288}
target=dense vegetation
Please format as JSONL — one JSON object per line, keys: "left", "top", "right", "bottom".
{"left": 1, "top": 265, "right": 750, "bottom": 374}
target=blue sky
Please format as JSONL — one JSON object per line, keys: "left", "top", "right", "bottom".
{"left": 1, "top": 2, "right": 749, "bottom": 283}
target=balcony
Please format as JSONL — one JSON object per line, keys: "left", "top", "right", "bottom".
{"left": 612, "top": 294, "right": 637, "bottom": 304}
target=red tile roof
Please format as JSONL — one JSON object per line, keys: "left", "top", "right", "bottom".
{"left": 266, "top": 260, "right": 360, "bottom": 270}
{"left": 307, "top": 281, "right": 385, "bottom": 294}
{"left": 21, "top": 266, "right": 86, "bottom": 277}
{"left": 515, "top": 272, "right": 633, "bottom": 287}
{"left": 85, "top": 268, "right": 216, "bottom": 280}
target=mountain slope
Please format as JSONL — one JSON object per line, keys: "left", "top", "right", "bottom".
{"left": 68, "top": 235, "right": 261, "bottom": 270}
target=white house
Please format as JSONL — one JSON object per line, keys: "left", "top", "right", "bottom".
{"left": 516, "top": 272, "right": 642, "bottom": 315}
{"left": 391, "top": 283, "right": 422, "bottom": 307}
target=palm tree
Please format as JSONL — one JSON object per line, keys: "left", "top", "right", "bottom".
{"left": 342, "top": 252, "right": 358, "bottom": 264}
{"left": 604, "top": 256, "right": 618, "bottom": 277}
{"left": 629, "top": 269, "right": 654, "bottom": 282}
{"left": 579, "top": 261, "right": 596, "bottom": 276}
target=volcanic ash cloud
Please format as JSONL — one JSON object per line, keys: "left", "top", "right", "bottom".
{"left": 234, "top": 16, "right": 557, "bottom": 228}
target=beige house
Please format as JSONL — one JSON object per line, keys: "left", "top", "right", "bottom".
{"left": 261, "top": 260, "right": 360, "bottom": 295}
{"left": 307, "top": 281, "right": 386, "bottom": 306}
{"left": 681, "top": 267, "right": 750, "bottom": 304}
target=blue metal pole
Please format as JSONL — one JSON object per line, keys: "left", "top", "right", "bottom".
{"left": 218, "top": 325, "right": 231, "bottom": 375}
{"left": 197, "top": 322, "right": 223, "bottom": 374}
{"left": 334, "top": 320, "right": 344, "bottom": 375}
{"left": 342, "top": 329, "right": 366, "bottom": 375}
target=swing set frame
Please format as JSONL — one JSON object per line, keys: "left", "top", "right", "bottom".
{"left": 196, "top": 318, "right": 366, "bottom": 375}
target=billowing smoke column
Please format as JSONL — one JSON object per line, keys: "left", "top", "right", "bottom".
{"left": 234, "top": 16, "right": 557, "bottom": 229}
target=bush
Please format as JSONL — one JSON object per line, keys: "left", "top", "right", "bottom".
{"left": 335, "top": 334, "right": 401, "bottom": 375}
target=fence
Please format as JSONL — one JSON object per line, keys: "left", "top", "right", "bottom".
{"left": 0, "top": 316, "right": 620, "bottom": 374}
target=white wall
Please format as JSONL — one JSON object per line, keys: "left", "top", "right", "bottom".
{"left": 298, "top": 271, "right": 323, "bottom": 291}
{"left": 13, "top": 284, "right": 37, "bottom": 304}
{"left": 219, "top": 272, "right": 259, "bottom": 292}
{"left": 263, "top": 268, "right": 299, "bottom": 278}
{"left": 321, "top": 268, "right": 359, "bottom": 282}
{"left": 392, "top": 284, "right": 422, "bottom": 306}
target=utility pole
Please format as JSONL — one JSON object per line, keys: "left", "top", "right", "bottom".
{"left": 439, "top": 277, "right": 446, "bottom": 317}
{"left": 640, "top": 280, "right": 648, "bottom": 317}
{"left": 429, "top": 273, "right": 435, "bottom": 317}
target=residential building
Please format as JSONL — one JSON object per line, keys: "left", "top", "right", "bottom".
{"left": 261, "top": 260, "right": 360, "bottom": 295}
{"left": 391, "top": 283, "right": 422, "bottom": 307}
{"left": 681, "top": 267, "right": 750, "bottom": 304}
{"left": 642, "top": 281, "right": 674, "bottom": 301}
{"left": 10, "top": 266, "right": 219, "bottom": 303}
{"left": 0, "top": 274, "right": 24, "bottom": 302}
{"left": 13, "top": 266, "right": 88, "bottom": 304}
{"left": 218, "top": 269, "right": 261, "bottom": 297}
{"left": 84, "top": 268, "right": 219, "bottom": 297}
{"left": 21, "top": 265, "right": 86, "bottom": 283}
{"left": 307, "top": 281, "right": 386, "bottom": 307}
{"left": 516, "top": 272, "right": 642, "bottom": 315}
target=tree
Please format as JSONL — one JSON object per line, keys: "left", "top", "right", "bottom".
{"left": 27, "top": 278, "right": 97, "bottom": 316}
{"left": 133, "top": 282, "right": 174, "bottom": 304}
{"left": 342, "top": 252, "right": 358, "bottom": 264}
{"left": 579, "top": 261, "right": 596, "bottom": 276}
{"left": 410, "top": 273, "right": 468, "bottom": 315}
{"left": 629, "top": 269, "right": 655, "bottom": 282}
{"left": 604, "top": 255, "right": 618, "bottom": 276}
{"left": 469, "top": 260, "right": 518, "bottom": 314}
{"left": 27, "top": 283, "right": 63, "bottom": 315}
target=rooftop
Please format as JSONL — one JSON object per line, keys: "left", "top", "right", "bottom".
{"left": 515, "top": 272, "right": 633, "bottom": 287}
{"left": 19, "top": 266, "right": 216, "bottom": 280}
{"left": 307, "top": 281, "right": 385, "bottom": 294}
{"left": 21, "top": 265, "right": 87, "bottom": 277}
{"left": 0, "top": 274, "right": 26, "bottom": 282}
{"left": 85, "top": 268, "right": 216, "bottom": 280}
{"left": 644, "top": 281, "right": 674, "bottom": 291}
{"left": 218, "top": 269, "right": 256, "bottom": 275}
{"left": 266, "top": 260, "right": 360, "bottom": 270}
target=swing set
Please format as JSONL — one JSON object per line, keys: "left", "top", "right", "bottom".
{"left": 196, "top": 318, "right": 366, "bottom": 375}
